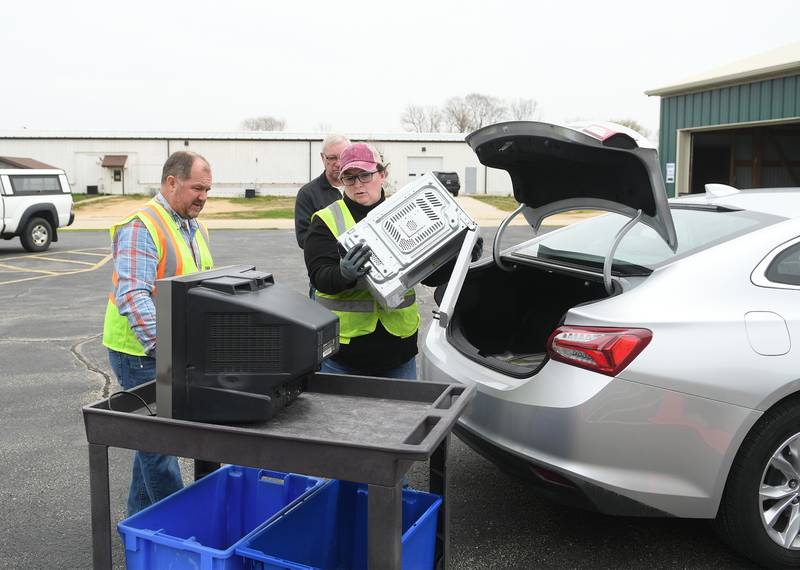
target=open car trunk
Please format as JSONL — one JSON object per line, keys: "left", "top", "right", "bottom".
{"left": 434, "top": 120, "right": 678, "bottom": 379}
{"left": 447, "top": 261, "right": 609, "bottom": 378}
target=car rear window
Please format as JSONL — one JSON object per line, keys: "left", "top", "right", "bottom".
{"left": 514, "top": 207, "right": 778, "bottom": 271}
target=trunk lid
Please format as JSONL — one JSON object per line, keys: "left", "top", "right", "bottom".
{"left": 466, "top": 121, "right": 678, "bottom": 251}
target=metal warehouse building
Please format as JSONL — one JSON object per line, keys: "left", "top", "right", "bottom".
{"left": 647, "top": 42, "right": 800, "bottom": 196}
{"left": 0, "top": 131, "right": 512, "bottom": 197}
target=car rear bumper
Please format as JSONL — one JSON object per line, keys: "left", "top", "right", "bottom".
{"left": 453, "top": 421, "right": 670, "bottom": 516}
{"left": 421, "top": 325, "right": 761, "bottom": 518}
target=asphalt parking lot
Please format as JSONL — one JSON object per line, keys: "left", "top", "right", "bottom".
{"left": 0, "top": 229, "right": 756, "bottom": 569}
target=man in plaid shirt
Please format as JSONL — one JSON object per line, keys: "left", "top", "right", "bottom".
{"left": 102, "top": 151, "right": 214, "bottom": 515}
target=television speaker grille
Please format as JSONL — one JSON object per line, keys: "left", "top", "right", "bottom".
{"left": 206, "top": 313, "right": 282, "bottom": 373}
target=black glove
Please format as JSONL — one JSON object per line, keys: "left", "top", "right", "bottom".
{"left": 340, "top": 242, "right": 372, "bottom": 283}
{"left": 471, "top": 235, "right": 484, "bottom": 262}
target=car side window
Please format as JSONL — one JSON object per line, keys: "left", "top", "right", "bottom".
{"left": 765, "top": 243, "right": 800, "bottom": 286}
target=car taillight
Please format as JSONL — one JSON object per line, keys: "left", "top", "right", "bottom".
{"left": 547, "top": 326, "right": 652, "bottom": 376}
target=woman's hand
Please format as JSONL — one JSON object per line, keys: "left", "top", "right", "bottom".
{"left": 340, "top": 242, "right": 373, "bottom": 283}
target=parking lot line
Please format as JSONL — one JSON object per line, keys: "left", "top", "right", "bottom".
{"left": 0, "top": 248, "right": 112, "bottom": 286}
{"left": 63, "top": 250, "right": 110, "bottom": 258}
{"left": 28, "top": 255, "right": 97, "bottom": 266}
{"left": 0, "top": 262, "right": 59, "bottom": 275}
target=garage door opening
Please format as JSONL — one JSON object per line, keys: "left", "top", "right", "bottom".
{"left": 407, "top": 156, "right": 443, "bottom": 182}
{"left": 689, "top": 123, "right": 800, "bottom": 194}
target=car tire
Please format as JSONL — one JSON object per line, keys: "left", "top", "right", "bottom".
{"left": 21, "top": 217, "right": 52, "bottom": 252}
{"left": 715, "top": 398, "right": 800, "bottom": 568}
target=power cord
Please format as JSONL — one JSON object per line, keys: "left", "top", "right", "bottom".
{"left": 108, "top": 390, "right": 156, "bottom": 416}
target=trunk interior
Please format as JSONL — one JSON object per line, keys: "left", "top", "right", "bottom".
{"left": 448, "top": 261, "right": 609, "bottom": 377}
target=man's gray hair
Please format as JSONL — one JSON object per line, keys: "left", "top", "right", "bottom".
{"left": 321, "top": 134, "right": 350, "bottom": 153}
{"left": 161, "top": 151, "right": 209, "bottom": 183}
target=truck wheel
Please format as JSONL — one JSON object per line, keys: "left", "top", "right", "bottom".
{"left": 715, "top": 398, "right": 800, "bottom": 568}
{"left": 21, "top": 217, "right": 52, "bottom": 252}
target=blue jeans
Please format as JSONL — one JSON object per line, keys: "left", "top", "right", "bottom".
{"left": 108, "top": 349, "right": 184, "bottom": 516}
{"left": 320, "top": 356, "right": 417, "bottom": 380}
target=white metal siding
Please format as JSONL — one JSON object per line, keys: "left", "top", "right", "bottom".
{"left": 0, "top": 135, "right": 514, "bottom": 197}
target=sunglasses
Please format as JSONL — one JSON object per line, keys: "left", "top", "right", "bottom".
{"left": 340, "top": 170, "right": 378, "bottom": 186}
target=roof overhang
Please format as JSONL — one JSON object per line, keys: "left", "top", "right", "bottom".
{"left": 101, "top": 155, "right": 128, "bottom": 168}
{"left": 646, "top": 42, "right": 800, "bottom": 97}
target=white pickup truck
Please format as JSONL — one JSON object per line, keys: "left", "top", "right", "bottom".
{"left": 0, "top": 169, "right": 74, "bottom": 252}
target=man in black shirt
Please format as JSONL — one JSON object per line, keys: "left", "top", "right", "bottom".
{"left": 294, "top": 134, "right": 350, "bottom": 249}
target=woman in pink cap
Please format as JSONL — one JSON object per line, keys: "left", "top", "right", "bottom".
{"left": 304, "top": 142, "right": 478, "bottom": 379}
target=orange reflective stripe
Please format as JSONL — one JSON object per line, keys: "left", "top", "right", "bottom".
{"left": 138, "top": 207, "right": 180, "bottom": 278}
{"left": 140, "top": 209, "right": 168, "bottom": 279}
{"left": 146, "top": 204, "right": 186, "bottom": 276}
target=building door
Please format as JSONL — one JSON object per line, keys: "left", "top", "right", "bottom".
{"left": 103, "top": 168, "right": 125, "bottom": 195}
{"left": 407, "top": 156, "right": 443, "bottom": 181}
{"left": 464, "top": 167, "right": 477, "bottom": 194}
{"left": 110, "top": 169, "right": 124, "bottom": 195}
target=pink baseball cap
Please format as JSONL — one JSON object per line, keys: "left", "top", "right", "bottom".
{"left": 338, "top": 143, "right": 383, "bottom": 174}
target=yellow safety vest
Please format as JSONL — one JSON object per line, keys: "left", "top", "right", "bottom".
{"left": 312, "top": 200, "right": 420, "bottom": 345}
{"left": 102, "top": 198, "right": 214, "bottom": 356}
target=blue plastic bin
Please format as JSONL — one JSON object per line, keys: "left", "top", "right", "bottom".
{"left": 117, "top": 465, "right": 328, "bottom": 570}
{"left": 236, "top": 480, "right": 442, "bottom": 570}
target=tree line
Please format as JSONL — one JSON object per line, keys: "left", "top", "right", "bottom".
{"left": 401, "top": 94, "right": 539, "bottom": 133}
{"left": 237, "top": 94, "right": 538, "bottom": 134}
{"left": 238, "top": 95, "right": 652, "bottom": 139}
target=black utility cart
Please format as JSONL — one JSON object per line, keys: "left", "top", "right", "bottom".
{"left": 83, "top": 373, "right": 474, "bottom": 570}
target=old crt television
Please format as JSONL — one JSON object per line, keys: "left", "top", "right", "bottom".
{"left": 155, "top": 265, "right": 339, "bottom": 423}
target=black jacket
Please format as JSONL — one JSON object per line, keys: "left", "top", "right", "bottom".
{"left": 294, "top": 172, "right": 341, "bottom": 249}
{"left": 304, "top": 192, "right": 453, "bottom": 373}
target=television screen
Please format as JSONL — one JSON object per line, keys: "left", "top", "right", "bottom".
{"left": 155, "top": 265, "right": 339, "bottom": 423}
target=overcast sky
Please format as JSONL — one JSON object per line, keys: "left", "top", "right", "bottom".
{"left": 4, "top": 0, "right": 798, "bottom": 138}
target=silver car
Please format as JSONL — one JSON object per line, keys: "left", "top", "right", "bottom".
{"left": 421, "top": 121, "right": 800, "bottom": 567}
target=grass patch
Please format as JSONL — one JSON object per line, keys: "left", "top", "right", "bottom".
{"left": 203, "top": 208, "right": 295, "bottom": 219}
{"left": 470, "top": 195, "right": 518, "bottom": 211}
{"left": 224, "top": 196, "right": 295, "bottom": 207}
{"left": 72, "top": 195, "right": 132, "bottom": 209}
{"left": 72, "top": 193, "right": 106, "bottom": 203}
{"left": 205, "top": 196, "right": 295, "bottom": 219}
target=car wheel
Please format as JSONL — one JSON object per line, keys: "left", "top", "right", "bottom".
{"left": 21, "top": 217, "right": 52, "bottom": 252}
{"left": 716, "top": 398, "right": 800, "bottom": 567}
